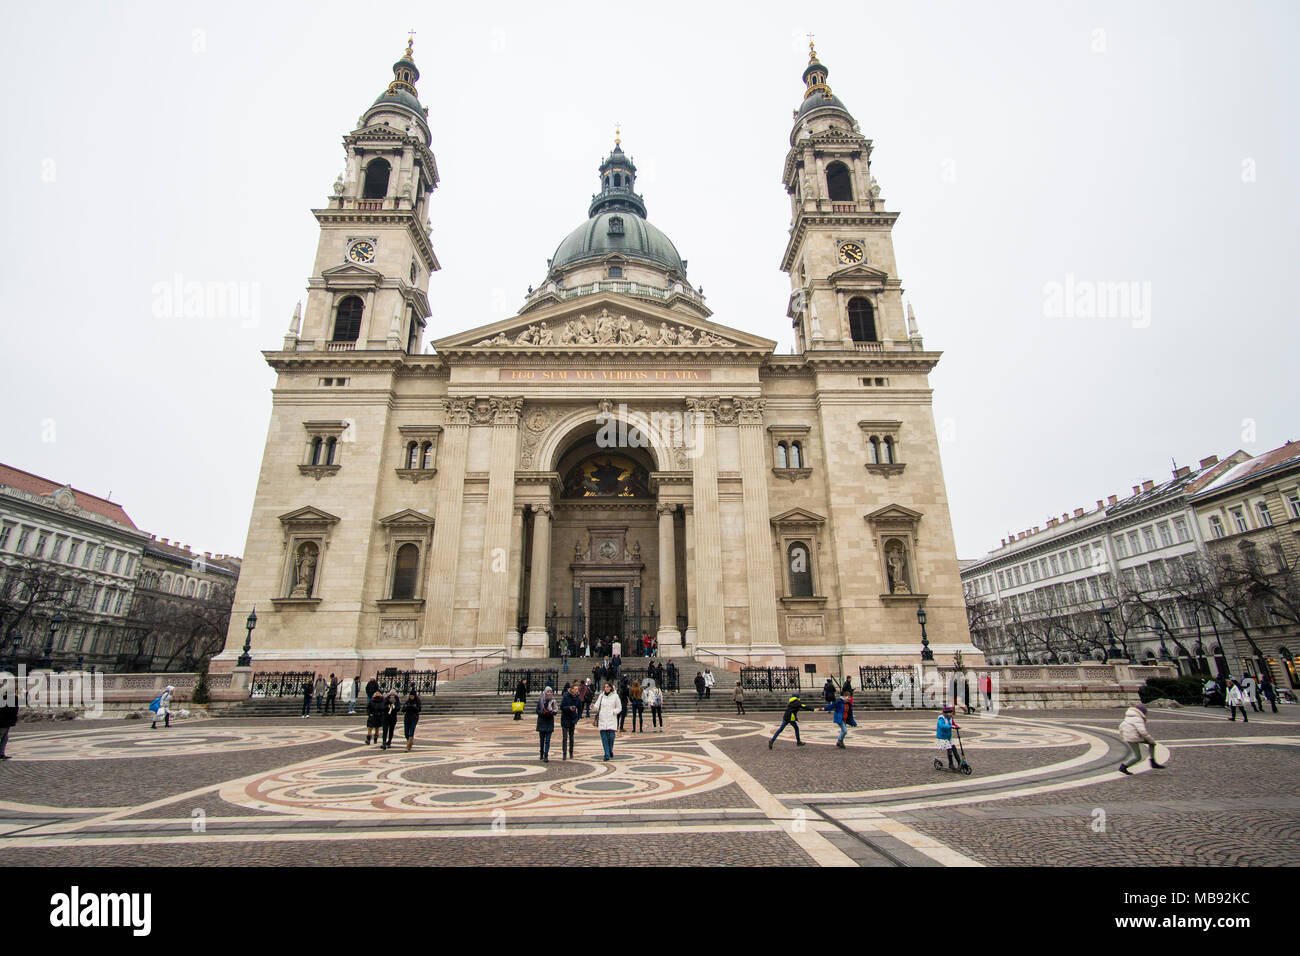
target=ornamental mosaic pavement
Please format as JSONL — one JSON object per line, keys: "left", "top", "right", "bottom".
{"left": 2, "top": 708, "right": 1299, "bottom": 866}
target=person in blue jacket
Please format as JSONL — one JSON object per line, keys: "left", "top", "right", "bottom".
{"left": 936, "top": 705, "right": 961, "bottom": 769}
{"left": 824, "top": 690, "right": 857, "bottom": 749}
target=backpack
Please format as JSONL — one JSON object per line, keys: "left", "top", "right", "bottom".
{"left": 149, "top": 696, "right": 163, "bottom": 713}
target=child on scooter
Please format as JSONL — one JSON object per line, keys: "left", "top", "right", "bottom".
{"left": 936, "top": 704, "right": 961, "bottom": 770}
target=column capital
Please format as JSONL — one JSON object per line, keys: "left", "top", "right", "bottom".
{"left": 533, "top": 502, "right": 553, "bottom": 518}
{"left": 685, "top": 397, "right": 719, "bottom": 422}
{"left": 736, "top": 397, "right": 767, "bottom": 425}
{"left": 442, "top": 397, "right": 473, "bottom": 426}
{"left": 657, "top": 502, "right": 678, "bottom": 518}
{"left": 491, "top": 396, "right": 524, "bottom": 425}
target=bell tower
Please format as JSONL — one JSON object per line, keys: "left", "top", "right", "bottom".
{"left": 287, "top": 37, "right": 440, "bottom": 355}
{"left": 780, "top": 40, "right": 921, "bottom": 353}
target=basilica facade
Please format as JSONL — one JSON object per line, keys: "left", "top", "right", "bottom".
{"left": 214, "top": 39, "right": 981, "bottom": 677}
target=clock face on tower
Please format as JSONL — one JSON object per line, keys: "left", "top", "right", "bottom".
{"left": 838, "top": 241, "right": 865, "bottom": 265}
{"left": 348, "top": 239, "right": 376, "bottom": 264}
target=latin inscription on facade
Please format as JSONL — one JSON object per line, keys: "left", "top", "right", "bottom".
{"left": 499, "top": 368, "right": 711, "bottom": 383}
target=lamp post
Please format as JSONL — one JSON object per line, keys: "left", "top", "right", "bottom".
{"left": 1012, "top": 614, "right": 1026, "bottom": 665}
{"left": 917, "top": 604, "right": 933, "bottom": 661}
{"left": 39, "top": 612, "right": 63, "bottom": 670}
{"left": 1101, "top": 605, "right": 1121, "bottom": 660}
{"left": 237, "top": 607, "right": 256, "bottom": 667}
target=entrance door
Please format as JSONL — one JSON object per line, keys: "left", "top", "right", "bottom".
{"left": 588, "top": 587, "right": 624, "bottom": 652}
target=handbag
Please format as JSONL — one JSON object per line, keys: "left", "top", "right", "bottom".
{"left": 511, "top": 701, "right": 524, "bottom": 714}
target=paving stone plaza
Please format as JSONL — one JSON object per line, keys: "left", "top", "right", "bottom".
{"left": 3, "top": 704, "right": 1296, "bottom": 867}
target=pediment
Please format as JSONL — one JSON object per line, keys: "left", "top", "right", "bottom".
{"left": 865, "top": 504, "right": 923, "bottom": 525}
{"left": 771, "top": 507, "right": 827, "bottom": 527}
{"left": 433, "top": 294, "right": 776, "bottom": 354}
{"left": 378, "top": 508, "right": 435, "bottom": 528}
{"left": 828, "top": 263, "right": 891, "bottom": 286}
{"left": 320, "top": 262, "right": 384, "bottom": 281}
{"left": 279, "top": 506, "right": 341, "bottom": 526}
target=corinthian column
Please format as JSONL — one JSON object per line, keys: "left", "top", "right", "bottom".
{"left": 476, "top": 398, "right": 522, "bottom": 650}
{"left": 521, "top": 503, "right": 552, "bottom": 658}
{"left": 737, "top": 397, "right": 780, "bottom": 653}
{"left": 687, "top": 398, "right": 723, "bottom": 649}
{"left": 419, "top": 397, "right": 472, "bottom": 661}
{"left": 657, "top": 503, "right": 680, "bottom": 652}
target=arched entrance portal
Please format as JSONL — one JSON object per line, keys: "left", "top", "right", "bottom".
{"left": 518, "top": 416, "right": 688, "bottom": 658}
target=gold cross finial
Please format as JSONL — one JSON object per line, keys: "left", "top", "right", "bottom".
{"left": 807, "top": 32, "right": 818, "bottom": 62}
{"left": 405, "top": 28, "right": 416, "bottom": 57}
{"left": 614, "top": 122, "right": 621, "bottom": 148}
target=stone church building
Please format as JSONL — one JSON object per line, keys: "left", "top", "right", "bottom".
{"left": 215, "top": 39, "right": 980, "bottom": 677}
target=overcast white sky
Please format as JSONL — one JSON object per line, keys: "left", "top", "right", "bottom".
{"left": 1, "top": 0, "right": 1296, "bottom": 560}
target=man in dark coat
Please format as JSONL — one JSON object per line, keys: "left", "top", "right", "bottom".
{"left": 769, "top": 696, "right": 815, "bottom": 749}
{"left": 0, "top": 676, "right": 17, "bottom": 759}
{"left": 365, "top": 675, "right": 380, "bottom": 699}
{"left": 666, "top": 660, "right": 678, "bottom": 693}
{"left": 325, "top": 674, "right": 339, "bottom": 716}
{"left": 823, "top": 678, "right": 837, "bottom": 704}
{"left": 694, "top": 670, "right": 706, "bottom": 701}
{"left": 513, "top": 678, "right": 529, "bottom": 720}
{"left": 560, "top": 682, "right": 582, "bottom": 760}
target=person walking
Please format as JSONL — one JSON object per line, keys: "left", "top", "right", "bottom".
{"left": 0, "top": 675, "right": 16, "bottom": 759}
{"left": 402, "top": 689, "right": 421, "bottom": 751}
{"left": 381, "top": 691, "right": 400, "bottom": 750}
{"left": 617, "top": 676, "right": 630, "bottom": 731}
{"left": 769, "top": 695, "right": 813, "bottom": 749}
{"left": 1226, "top": 679, "right": 1250, "bottom": 723}
{"left": 840, "top": 676, "right": 854, "bottom": 697}
{"left": 629, "top": 679, "right": 645, "bottom": 732}
{"left": 365, "top": 690, "right": 384, "bottom": 745}
{"left": 1260, "top": 674, "right": 1279, "bottom": 714}
{"left": 326, "top": 674, "right": 339, "bottom": 716}
{"left": 1118, "top": 702, "right": 1165, "bottom": 774}
{"left": 694, "top": 670, "right": 706, "bottom": 701}
{"left": 580, "top": 677, "right": 593, "bottom": 717}
{"left": 825, "top": 689, "right": 857, "bottom": 749}
{"left": 1241, "top": 675, "right": 1260, "bottom": 713}
{"left": 981, "top": 672, "right": 993, "bottom": 710}
{"left": 560, "top": 682, "right": 582, "bottom": 760}
{"left": 666, "top": 660, "right": 678, "bottom": 693}
{"left": 513, "top": 678, "right": 529, "bottom": 721}
{"left": 703, "top": 668, "right": 715, "bottom": 699}
{"left": 561, "top": 651, "right": 570, "bottom": 676}
{"left": 645, "top": 678, "right": 664, "bottom": 732}
{"left": 365, "top": 674, "right": 380, "bottom": 701}
{"left": 301, "top": 678, "right": 313, "bottom": 718}
{"left": 936, "top": 705, "right": 962, "bottom": 770}
{"left": 733, "top": 683, "right": 746, "bottom": 715}
{"left": 594, "top": 681, "right": 622, "bottom": 761}
{"left": 536, "top": 685, "right": 559, "bottom": 762}
{"left": 314, "top": 674, "right": 327, "bottom": 715}
{"left": 346, "top": 675, "right": 360, "bottom": 715}
{"left": 151, "top": 684, "right": 175, "bottom": 729}
{"left": 822, "top": 678, "right": 837, "bottom": 705}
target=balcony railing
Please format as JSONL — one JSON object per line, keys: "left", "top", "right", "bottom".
{"left": 852, "top": 341, "right": 884, "bottom": 352}
{"left": 326, "top": 341, "right": 356, "bottom": 352}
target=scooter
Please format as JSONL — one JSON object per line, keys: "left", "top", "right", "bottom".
{"left": 933, "top": 726, "right": 973, "bottom": 775}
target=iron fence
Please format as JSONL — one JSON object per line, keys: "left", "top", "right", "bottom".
{"left": 250, "top": 671, "right": 316, "bottom": 698}
{"left": 858, "top": 666, "right": 909, "bottom": 692}
{"left": 375, "top": 669, "right": 438, "bottom": 696}
{"left": 497, "top": 669, "right": 559, "bottom": 695}
{"left": 740, "top": 666, "right": 802, "bottom": 692}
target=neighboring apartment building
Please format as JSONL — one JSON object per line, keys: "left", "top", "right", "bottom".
{"left": 1189, "top": 440, "right": 1300, "bottom": 687}
{"left": 961, "top": 453, "right": 1250, "bottom": 671}
{"left": 0, "top": 462, "right": 241, "bottom": 671}
{"left": 0, "top": 463, "right": 150, "bottom": 669}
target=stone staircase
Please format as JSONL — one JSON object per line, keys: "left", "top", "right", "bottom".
{"left": 218, "top": 656, "right": 897, "bottom": 718}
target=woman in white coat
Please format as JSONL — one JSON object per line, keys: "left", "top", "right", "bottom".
{"left": 151, "top": 685, "right": 174, "bottom": 730}
{"left": 1225, "top": 679, "right": 1249, "bottom": 723}
{"left": 593, "top": 681, "right": 622, "bottom": 761}
{"left": 1118, "top": 703, "right": 1164, "bottom": 774}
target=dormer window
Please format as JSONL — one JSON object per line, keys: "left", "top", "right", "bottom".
{"left": 608, "top": 266, "right": 623, "bottom": 278}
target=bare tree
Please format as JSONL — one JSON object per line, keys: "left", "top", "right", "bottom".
{"left": 0, "top": 559, "right": 79, "bottom": 660}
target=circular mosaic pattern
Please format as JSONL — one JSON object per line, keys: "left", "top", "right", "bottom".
{"left": 221, "top": 719, "right": 732, "bottom": 817}
{"left": 780, "top": 720, "right": 1092, "bottom": 750}
{"left": 7, "top": 725, "right": 345, "bottom": 761}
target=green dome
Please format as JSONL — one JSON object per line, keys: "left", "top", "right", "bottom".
{"left": 551, "top": 212, "right": 687, "bottom": 276}
{"left": 796, "top": 89, "right": 849, "bottom": 121}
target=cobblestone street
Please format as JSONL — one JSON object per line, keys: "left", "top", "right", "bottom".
{"left": 2, "top": 705, "right": 1296, "bottom": 866}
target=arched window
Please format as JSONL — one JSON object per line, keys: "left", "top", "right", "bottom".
{"left": 868, "top": 437, "right": 880, "bottom": 464}
{"left": 848, "top": 297, "right": 877, "bottom": 342}
{"left": 406, "top": 442, "right": 419, "bottom": 470}
{"left": 325, "top": 438, "right": 337, "bottom": 466}
{"left": 310, "top": 437, "right": 324, "bottom": 465}
{"left": 788, "top": 542, "right": 814, "bottom": 597}
{"left": 333, "top": 296, "right": 364, "bottom": 342}
{"left": 882, "top": 437, "right": 894, "bottom": 464}
{"left": 789, "top": 442, "right": 802, "bottom": 468}
{"left": 613, "top": 173, "right": 622, "bottom": 187}
{"left": 173, "top": 577, "right": 184, "bottom": 595}
{"left": 362, "top": 159, "right": 391, "bottom": 199}
{"left": 421, "top": 441, "right": 433, "bottom": 470}
{"left": 826, "top": 162, "right": 853, "bottom": 201}
{"left": 186, "top": 579, "right": 196, "bottom": 597}
{"left": 392, "top": 543, "right": 420, "bottom": 600}
{"left": 776, "top": 443, "right": 788, "bottom": 469}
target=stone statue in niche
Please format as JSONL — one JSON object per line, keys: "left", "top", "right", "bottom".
{"left": 886, "top": 543, "right": 911, "bottom": 595}
{"left": 291, "top": 542, "right": 319, "bottom": 598}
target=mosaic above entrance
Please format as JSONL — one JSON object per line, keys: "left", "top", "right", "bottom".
{"left": 562, "top": 454, "right": 652, "bottom": 498}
